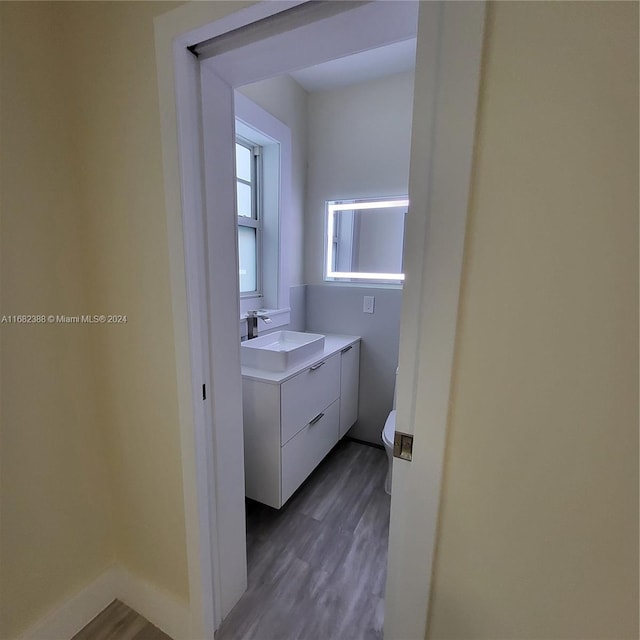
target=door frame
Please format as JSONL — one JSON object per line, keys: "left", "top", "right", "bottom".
{"left": 154, "top": 2, "right": 485, "bottom": 639}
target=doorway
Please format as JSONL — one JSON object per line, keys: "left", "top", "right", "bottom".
{"left": 154, "top": 2, "right": 485, "bottom": 638}
{"left": 197, "top": 1, "right": 418, "bottom": 630}
{"left": 224, "top": 43, "right": 416, "bottom": 636}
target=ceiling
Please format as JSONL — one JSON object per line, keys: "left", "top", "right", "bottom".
{"left": 288, "top": 38, "right": 417, "bottom": 93}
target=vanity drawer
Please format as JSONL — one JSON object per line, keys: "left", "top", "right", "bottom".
{"left": 281, "top": 399, "right": 340, "bottom": 505}
{"left": 281, "top": 352, "right": 340, "bottom": 444}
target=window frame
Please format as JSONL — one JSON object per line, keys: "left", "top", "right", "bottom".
{"left": 234, "top": 91, "right": 293, "bottom": 327}
{"left": 235, "top": 136, "right": 262, "bottom": 299}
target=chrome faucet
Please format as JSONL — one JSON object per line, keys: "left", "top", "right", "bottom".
{"left": 246, "top": 310, "right": 271, "bottom": 340}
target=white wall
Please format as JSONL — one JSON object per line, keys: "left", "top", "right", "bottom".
{"left": 304, "top": 71, "right": 414, "bottom": 284}
{"left": 306, "top": 285, "right": 402, "bottom": 444}
{"left": 238, "top": 75, "right": 308, "bottom": 292}
{"left": 302, "top": 71, "right": 414, "bottom": 444}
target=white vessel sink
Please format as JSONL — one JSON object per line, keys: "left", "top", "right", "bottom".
{"left": 241, "top": 331, "right": 325, "bottom": 372}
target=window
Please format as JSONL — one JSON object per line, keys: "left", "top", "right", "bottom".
{"left": 325, "top": 196, "right": 408, "bottom": 283}
{"left": 234, "top": 92, "right": 292, "bottom": 327}
{"left": 235, "top": 138, "right": 261, "bottom": 296}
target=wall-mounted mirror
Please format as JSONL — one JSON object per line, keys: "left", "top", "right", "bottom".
{"left": 325, "top": 197, "right": 408, "bottom": 283}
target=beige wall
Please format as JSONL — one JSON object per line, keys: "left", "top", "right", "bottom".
{"left": 1, "top": 2, "right": 189, "bottom": 637}
{"left": 428, "top": 2, "right": 639, "bottom": 638}
{"left": 62, "top": 1, "right": 189, "bottom": 605}
{"left": 0, "top": 4, "right": 114, "bottom": 637}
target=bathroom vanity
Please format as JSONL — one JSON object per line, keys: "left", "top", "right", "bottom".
{"left": 241, "top": 334, "right": 360, "bottom": 508}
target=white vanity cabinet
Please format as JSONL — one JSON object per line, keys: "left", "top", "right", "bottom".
{"left": 241, "top": 335, "right": 360, "bottom": 508}
{"left": 338, "top": 341, "right": 360, "bottom": 438}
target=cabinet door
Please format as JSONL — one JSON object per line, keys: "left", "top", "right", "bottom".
{"left": 339, "top": 341, "right": 360, "bottom": 438}
{"left": 281, "top": 399, "right": 340, "bottom": 505}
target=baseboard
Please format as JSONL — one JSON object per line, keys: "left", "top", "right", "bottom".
{"left": 114, "top": 567, "right": 190, "bottom": 640}
{"left": 345, "top": 435, "right": 385, "bottom": 450}
{"left": 16, "top": 567, "right": 118, "bottom": 640}
{"left": 16, "top": 566, "right": 190, "bottom": 640}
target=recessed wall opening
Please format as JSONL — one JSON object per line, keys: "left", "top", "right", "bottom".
{"left": 212, "top": 31, "right": 417, "bottom": 636}
{"left": 158, "top": 1, "right": 485, "bottom": 637}
{"left": 193, "top": 1, "right": 418, "bottom": 635}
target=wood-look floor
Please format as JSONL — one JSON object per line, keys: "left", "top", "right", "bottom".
{"left": 71, "top": 440, "right": 389, "bottom": 640}
{"left": 71, "top": 599, "right": 172, "bottom": 640}
{"left": 216, "top": 439, "right": 391, "bottom": 640}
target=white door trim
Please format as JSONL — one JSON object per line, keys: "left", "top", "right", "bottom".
{"left": 154, "top": 2, "right": 485, "bottom": 639}
{"left": 155, "top": 6, "right": 310, "bottom": 636}
{"left": 386, "top": 2, "right": 486, "bottom": 638}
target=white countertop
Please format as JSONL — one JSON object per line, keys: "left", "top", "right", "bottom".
{"left": 241, "top": 333, "right": 360, "bottom": 384}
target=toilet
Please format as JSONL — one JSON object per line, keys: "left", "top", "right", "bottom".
{"left": 381, "top": 368, "right": 398, "bottom": 495}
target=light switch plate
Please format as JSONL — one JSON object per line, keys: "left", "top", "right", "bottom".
{"left": 363, "top": 296, "right": 375, "bottom": 314}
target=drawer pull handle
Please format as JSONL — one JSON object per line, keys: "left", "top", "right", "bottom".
{"left": 341, "top": 345, "right": 353, "bottom": 354}
{"left": 309, "top": 412, "right": 325, "bottom": 425}
{"left": 309, "top": 361, "right": 325, "bottom": 371}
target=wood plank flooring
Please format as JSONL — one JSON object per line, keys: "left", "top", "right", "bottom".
{"left": 71, "top": 440, "right": 389, "bottom": 640}
{"left": 216, "top": 439, "right": 391, "bottom": 640}
{"left": 71, "top": 599, "right": 172, "bottom": 640}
